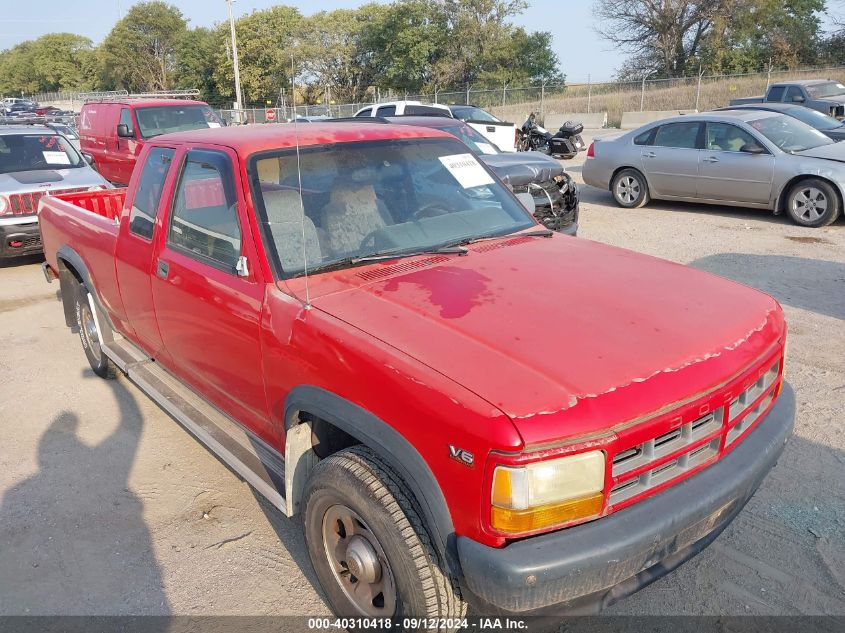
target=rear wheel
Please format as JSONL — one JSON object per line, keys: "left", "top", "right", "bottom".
{"left": 74, "top": 284, "right": 117, "bottom": 379}
{"left": 303, "top": 446, "right": 465, "bottom": 627}
{"left": 785, "top": 178, "right": 840, "bottom": 227}
{"left": 611, "top": 168, "right": 650, "bottom": 209}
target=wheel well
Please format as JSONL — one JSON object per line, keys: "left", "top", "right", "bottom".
{"left": 609, "top": 165, "right": 646, "bottom": 191}
{"left": 776, "top": 175, "right": 844, "bottom": 215}
{"left": 301, "top": 411, "right": 358, "bottom": 459}
{"left": 56, "top": 257, "right": 83, "bottom": 328}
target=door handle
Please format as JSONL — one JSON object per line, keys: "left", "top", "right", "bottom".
{"left": 644, "top": 152, "right": 657, "bottom": 158}
{"left": 703, "top": 156, "right": 720, "bottom": 163}
{"left": 156, "top": 259, "right": 170, "bottom": 279}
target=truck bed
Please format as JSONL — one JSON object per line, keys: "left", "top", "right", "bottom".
{"left": 39, "top": 188, "right": 128, "bottom": 328}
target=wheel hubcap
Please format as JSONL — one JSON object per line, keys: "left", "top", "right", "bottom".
{"left": 616, "top": 176, "right": 640, "bottom": 204}
{"left": 322, "top": 504, "right": 396, "bottom": 616}
{"left": 792, "top": 187, "right": 827, "bottom": 222}
{"left": 80, "top": 298, "right": 101, "bottom": 358}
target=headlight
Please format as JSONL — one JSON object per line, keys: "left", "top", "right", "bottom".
{"left": 490, "top": 451, "right": 605, "bottom": 534}
{"left": 0, "top": 196, "right": 8, "bottom": 216}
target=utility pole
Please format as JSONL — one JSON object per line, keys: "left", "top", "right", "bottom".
{"left": 226, "top": 0, "right": 244, "bottom": 116}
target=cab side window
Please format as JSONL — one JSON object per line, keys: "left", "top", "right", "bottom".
{"left": 129, "top": 147, "right": 175, "bottom": 239}
{"left": 785, "top": 86, "right": 804, "bottom": 103}
{"left": 168, "top": 150, "right": 241, "bottom": 270}
{"left": 119, "top": 108, "right": 135, "bottom": 136}
{"left": 767, "top": 86, "right": 786, "bottom": 102}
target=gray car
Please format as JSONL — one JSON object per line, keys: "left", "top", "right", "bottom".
{"left": 582, "top": 110, "right": 845, "bottom": 227}
{"left": 0, "top": 125, "right": 111, "bottom": 259}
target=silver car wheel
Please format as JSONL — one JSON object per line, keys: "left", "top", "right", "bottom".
{"left": 792, "top": 187, "right": 828, "bottom": 223}
{"left": 615, "top": 176, "right": 641, "bottom": 204}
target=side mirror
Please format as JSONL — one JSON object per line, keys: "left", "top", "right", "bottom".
{"left": 516, "top": 192, "right": 536, "bottom": 213}
{"left": 740, "top": 143, "right": 767, "bottom": 155}
{"left": 81, "top": 152, "right": 95, "bottom": 165}
{"left": 791, "top": 95, "right": 805, "bottom": 103}
{"left": 116, "top": 123, "right": 134, "bottom": 138}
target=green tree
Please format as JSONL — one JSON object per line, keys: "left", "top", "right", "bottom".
{"left": 99, "top": 1, "right": 187, "bottom": 92}
{"left": 177, "top": 27, "right": 226, "bottom": 106}
{"left": 212, "top": 5, "right": 304, "bottom": 106}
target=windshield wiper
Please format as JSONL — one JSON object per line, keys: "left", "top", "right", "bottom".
{"left": 457, "top": 228, "right": 554, "bottom": 246}
{"left": 352, "top": 245, "right": 467, "bottom": 264}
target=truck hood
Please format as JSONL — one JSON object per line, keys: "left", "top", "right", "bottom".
{"left": 480, "top": 152, "right": 564, "bottom": 187}
{"left": 312, "top": 236, "right": 784, "bottom": 447}
{"left": 0, "top": 167, "right": 108, "bottom": 194}
{"left": 795, "top": 142, "right": 845, "bottom": 163}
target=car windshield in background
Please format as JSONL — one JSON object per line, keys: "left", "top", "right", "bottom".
{"left": 785, "top": 106, "right": 844, "bottom": 130}
{"left": 451, "top": 106, "right": 499, "bottom": 123}
{"left": 748, "top": 115, "right": 834, "bottom": 152}
{"left": 444, "top": 122, "right": 501, "bottom": 155}
{"left": 135, "top": 105, "right": 223, "bottom": 138}
{"left": 0, "top": 134, "right": 84, "bottom": 174}
{"left": 806, "top": 82, "right": 845, "bottom": 99}
{"left": 252, "top": 138, "right": 534, "bottom": 278}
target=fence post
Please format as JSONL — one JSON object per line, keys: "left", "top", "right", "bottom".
{"left": 640, "top": 76, "right": 646, "bottom": 111}
{"left": 502, "top": 81, "right": 507, "bottom": 108}
{"left": 766, "top": 59, "right": 773, "bottom": 89}
{"left": 435, "top": 84, "right": 439, "bottom": 103}
{"left": 540, "top": 81, "right": 545, "bottom": 115}
{"left": 466, "top": 84, "right": 470, "bottom": 105}
{"left": 587, "top": 74, "right": 592, "bottom": 113}
{"left": 695, "top": 65, "right": 703, "bottom": 111}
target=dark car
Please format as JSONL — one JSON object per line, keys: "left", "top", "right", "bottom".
{"left": 717, "top": 103, "right": 845, "bottom": 141}
{"left": 387, "top": 116, "right": 579, "bottom": 235}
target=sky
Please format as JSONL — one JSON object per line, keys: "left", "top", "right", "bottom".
{"left": 0, "top": 0, "right": 623, "bottom": 82}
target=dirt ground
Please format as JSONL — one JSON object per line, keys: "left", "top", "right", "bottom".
{"left": 0, "top": 137, "right": 843, "bottom": 618}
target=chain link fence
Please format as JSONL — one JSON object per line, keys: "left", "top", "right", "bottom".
{"left": 20, "top": 64, "right": 845, "bottom": 129}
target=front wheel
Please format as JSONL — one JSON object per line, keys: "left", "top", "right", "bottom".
{"left": 611, "top": 168, "right": 650, "bottom": 209}
{"left": 303, "top": 446, "right": 465, "bottom": 626}
{"left": 785, "top": 178, "right": 841, "bottom": 227}
{"left": 74, "top": 284, "right": 117, "bottom": 379}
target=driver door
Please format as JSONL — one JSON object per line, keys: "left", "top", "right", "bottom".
{"left": 697, "top": 122, "right": 775, "bottom": 205}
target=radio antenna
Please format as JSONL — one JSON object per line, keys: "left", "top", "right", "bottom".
{"left": 291, "top": 54, "right": 311, "bottom": 309}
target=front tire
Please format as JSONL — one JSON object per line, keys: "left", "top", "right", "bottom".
{"left": 303, "top": 446, "right": 465, "bottom": 627}
{"left": 74, "top": 284, "right": 117, "bottom": 379}
{"left": 785, "top": 178, "right": 840, "bottom": 227}
{"left": 611, "top": 168, "right": 650, "bottom": 208}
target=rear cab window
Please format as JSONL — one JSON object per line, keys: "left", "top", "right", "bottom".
{"left": 168, "top": 149, "right": 241, "bottom": 271}
{"left": 128, "top": 147, "right": 176, "bottom": 239}
{"left": 376, "top": 105, "right": 397, "bottom": 117}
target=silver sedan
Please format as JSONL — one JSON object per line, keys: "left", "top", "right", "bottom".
{"left": 582, "top": 110, "right": 845, "bottom": 227}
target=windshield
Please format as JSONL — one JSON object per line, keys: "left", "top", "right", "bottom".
{"left": 748, "top": 115, "right": 834, "bottom": 152}
{"left": 785, "top": 106, "right": 844, "bottom": 130}
{"left": 134, "top": 105, "right": 223, "bottom": 138}
{"left": 451, "top": 106, "right": 500, "bottom": 123}
{"left": 252, "top": 138, "right": 534, "bottom": 278}
{"left": 806, "top": 82, "right": 845, "bottom": 99}
{"left": 0, "top": 134, "right": 84, "bottom": 173}
{"left": 443, "top": 122, "right": 501, "bottom": 155}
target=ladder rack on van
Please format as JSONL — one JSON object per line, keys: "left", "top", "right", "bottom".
{"left": 79, "top": 90, "right": 200, "bottom": 103}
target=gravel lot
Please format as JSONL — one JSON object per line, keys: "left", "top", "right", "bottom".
{"left": 0, "top": 135, "right": 843, "bottom": 617}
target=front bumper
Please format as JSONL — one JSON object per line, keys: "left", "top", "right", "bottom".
{"left": 0, "top": 219, "right": 42, "bottom": 259}
{"left": 457, "top": 382, "right": 795, "bottom": 614}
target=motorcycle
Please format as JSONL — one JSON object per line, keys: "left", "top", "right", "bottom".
{"left": 517, "top": 113, "right": 585, "bottom": 159}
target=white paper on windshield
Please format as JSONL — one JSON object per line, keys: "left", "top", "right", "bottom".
{"left": 43, "top": 151, "right": 70, "bottom": 165}
{"left": 207, "top": 122, "right": 222, "bottom": 128}
{"left": 475, "top": 143, "right": 497, "bottom": 155}
{"left": 439, "top": 153, "right": 494, "bottom": 189}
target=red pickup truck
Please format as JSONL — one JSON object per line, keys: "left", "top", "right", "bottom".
{"left": 39, "top": 122, "right": 794, "bottom": 621}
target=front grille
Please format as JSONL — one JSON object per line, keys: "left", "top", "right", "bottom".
{"left": 7, "top": 187, "right": 88, "bottom": 217}
{"left": 609, "top": 355, "right": 782, "bottom": 507}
